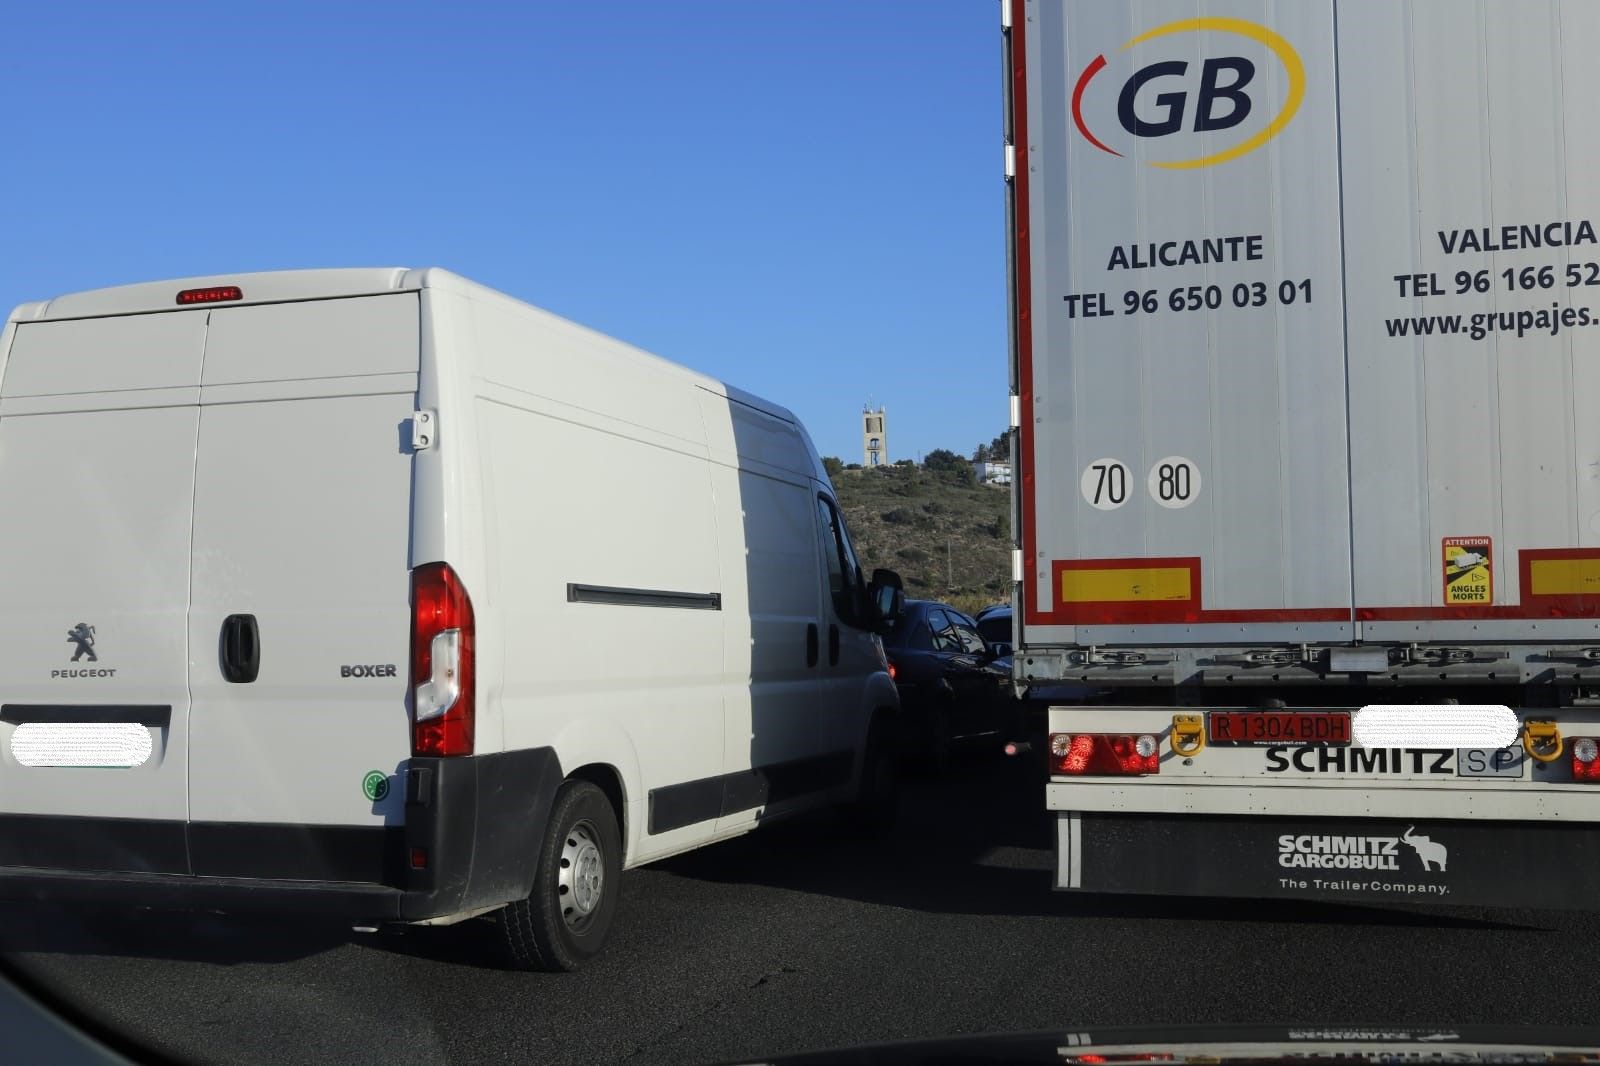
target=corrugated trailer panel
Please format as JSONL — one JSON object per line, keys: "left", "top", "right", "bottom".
{"left": 1570, "top": 0, "right": 1600, "bottom": 600}
{"left": 1019, "top": 0, "right": 1351, "bottom": 647}
{"left": 1015, "top": 0, "right": 1600, "bottom": 652}
{"left": 1344, "top": 2, "right": 1600, "bottom": 641}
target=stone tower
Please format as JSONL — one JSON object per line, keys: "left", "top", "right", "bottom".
{"left": 862, "top": 406, "right": 887, "bottom": 467}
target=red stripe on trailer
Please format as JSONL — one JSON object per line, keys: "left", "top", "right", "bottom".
{"left": 1010, "top": 0, "right": 1042, "bottom": 629}
{"left": 1038, "top": 558, "right": 1350, "bottom": 625}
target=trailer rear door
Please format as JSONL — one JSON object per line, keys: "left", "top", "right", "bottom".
{"left": 1012, "top": 0, "right": 1600, "bottom": 650}
{"left": 1012, "top": 1, "right": 1352, "bottom": 648}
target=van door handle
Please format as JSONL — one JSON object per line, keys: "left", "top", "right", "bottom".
{"left": 806, "top": 623, "right": 819, "bottom": 668}
{"left": 828, "top": 624, "right": 840, "bottom": 666}
{"left": 221, "top": 614, "right": 261, "bottom": 684}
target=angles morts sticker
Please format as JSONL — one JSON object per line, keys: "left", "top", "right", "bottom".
{"left": 1442, "top": 537, "right": 1493, "bottom": 605}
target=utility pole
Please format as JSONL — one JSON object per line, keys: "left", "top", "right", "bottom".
{"left": 947, "top": 538, "right": 953, "bottom": 590}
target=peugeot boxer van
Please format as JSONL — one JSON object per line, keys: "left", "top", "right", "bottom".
{"left": 0, "top": 268, "right": 903, "bottom": 971}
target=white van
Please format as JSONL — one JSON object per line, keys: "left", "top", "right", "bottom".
{"left": 0, "top": 268, "right": 903, "bottom": 971}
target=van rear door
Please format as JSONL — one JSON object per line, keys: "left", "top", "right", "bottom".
{"left": 0, "top": 312, "right": 206, "bottom": 863}
{"left": 184, "top": 296, "right": 419, "bottom": 880}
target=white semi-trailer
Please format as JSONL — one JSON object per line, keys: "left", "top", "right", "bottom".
{"left": 1005, "top": 0, "right": 1600, "bottom": 909}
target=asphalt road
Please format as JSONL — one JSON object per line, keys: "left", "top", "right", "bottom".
{"left": 4, "top": 748, "right": 1599, "bottom": 1065}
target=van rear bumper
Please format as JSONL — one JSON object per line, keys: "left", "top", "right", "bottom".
{"left": 0, "top": 747, "right": 562, "bottom": 922}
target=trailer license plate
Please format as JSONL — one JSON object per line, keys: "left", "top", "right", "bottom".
{"left": 1456, "top": 746, "right": 1525, "bottom": 778}
{"left": 1208, "top": 711, "right": 1351, "bottom": 745}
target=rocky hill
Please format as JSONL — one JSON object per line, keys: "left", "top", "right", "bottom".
{"left": 829, "top": 458, "right": 1010, "bottom": 617}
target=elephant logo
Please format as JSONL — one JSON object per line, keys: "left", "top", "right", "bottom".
{"left": 1401, "top": 826, "right": 1448, "bottom": 873}
{"left": 66, "top": 623, "right": 98, "bottom": 663}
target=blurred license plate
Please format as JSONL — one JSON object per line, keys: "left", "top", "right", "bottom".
{"left": 1208, "top": 711, "right": 1351, "bottom": 745}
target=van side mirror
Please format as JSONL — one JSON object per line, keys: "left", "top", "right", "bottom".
{"left": 868, "top": 568, "right": 904, "bottom": 631}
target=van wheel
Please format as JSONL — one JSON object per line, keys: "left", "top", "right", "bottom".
{"left": 848, "top": 716, "right": 900, "bottom": 836}
{"left": 500, "top": 780, "right": 621, "bottom": 972}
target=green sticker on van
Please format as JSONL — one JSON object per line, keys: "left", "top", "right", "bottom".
{"left": 362, "top": 771, "right": 390, "bottom": 802}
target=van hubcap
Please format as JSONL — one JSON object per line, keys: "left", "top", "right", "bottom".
{"left": 559, "top": 820, "right": 604, "bottom": 929}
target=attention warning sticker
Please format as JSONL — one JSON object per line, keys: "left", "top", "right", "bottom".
{"left": 1443, "top": 537, "right": 1493, "bottom": 604}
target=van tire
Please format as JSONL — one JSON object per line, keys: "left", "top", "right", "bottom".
{"left": 848, "top": 715, "right": 900, "bottom": 836}
{"left": 500, "top": 780, "right": 621, "bottom": 973}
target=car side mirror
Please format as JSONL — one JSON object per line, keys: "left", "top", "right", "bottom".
{"left": 868, "top": 568, "right": 904, "bottom": 631}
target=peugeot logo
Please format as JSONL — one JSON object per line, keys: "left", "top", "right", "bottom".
{"left": 66, "top": 622, "right": 98, "bottom": 663}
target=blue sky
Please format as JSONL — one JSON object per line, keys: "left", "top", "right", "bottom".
{"left": 0, "top": 2, "right": 1008, "bottom": 464}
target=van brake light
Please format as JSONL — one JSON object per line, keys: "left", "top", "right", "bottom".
{"left": 175, "top": 285, "right": 243, "bottom": 305}
{"left": 411, "top": 562, "right": 475, "bottom": 757}
{"left": 1049, "top": 732, "right": 1159, "bottom": 776}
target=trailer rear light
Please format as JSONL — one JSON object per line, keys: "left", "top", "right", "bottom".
{"left": 1048, "top": 732, "right": 1159, "bottom": 775}
{"left": 175, "top": 285, "right": 243, "bottom": 305}
{"left": 411, "top": 561, "right": 475, "bottom": 757}
{"left": 1572, "top": 737, "right": 1600, "bottom": 781}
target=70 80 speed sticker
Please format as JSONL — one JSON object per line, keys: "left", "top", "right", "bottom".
{"left": 1080, "top": 457, "right": 1201, "bottom": 509}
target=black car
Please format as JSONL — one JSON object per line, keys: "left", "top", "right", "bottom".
{"left": 974, "top": 603, "right": 1013, "bottom": 656}
{"left": 881, "top": 600, "right": 1016, "bottom": 769}
{"left": 971, "top": 603, "right": 1107, "bottom": 753}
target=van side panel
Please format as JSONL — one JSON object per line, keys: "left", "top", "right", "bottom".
{"left": 459, "top": 285, "right": 707, "bottom": 447}
{"left": 460, "top": 294, "right": 728, "bottom": 864}
{"left": 701, "top": 393, "right": 829, "bottom": 835}
{"left": 475, "top": 393, "right": 726, "bottom": 862}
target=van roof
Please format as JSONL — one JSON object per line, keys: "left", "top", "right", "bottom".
{"left": 6, "top": 267, "right": 799, "bottom": 425}
{"left": 9, "top": 268, "right": 418, "bottom": 323}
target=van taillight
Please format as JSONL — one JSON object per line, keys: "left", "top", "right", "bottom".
{"left": 411, "top": 562, "right": 475, "bottom": 757}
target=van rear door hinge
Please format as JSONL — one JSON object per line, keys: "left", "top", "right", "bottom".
{"left": 412, "top": 409, "right": 437, "bottom": 451}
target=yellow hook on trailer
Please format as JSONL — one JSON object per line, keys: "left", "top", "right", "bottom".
{"left": 1171, "top": 714, "right": 1205, "bottom": 757}
{"left": 1522, "top": 719, "right": 1564, "bottom": 764}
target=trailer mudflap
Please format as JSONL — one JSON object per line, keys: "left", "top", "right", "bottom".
{"left": 1057, "top": 811, "right": 1600, "bottom": 910}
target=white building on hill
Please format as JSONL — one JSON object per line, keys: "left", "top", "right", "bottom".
{"left": 973, "top": 460, "right": 1011, "bottom": 486}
